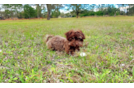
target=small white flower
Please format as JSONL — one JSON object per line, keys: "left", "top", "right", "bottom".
{"left": 5, "top": 79, "right": 8, "bottom": 82}
{"left": 130, "top": 55, "right": 133, "bottom": 58}
{"left": 80, "top": 52, "right": 87, "bottom": 57}
{"left": 25, "top": 78, "right": 27, "bottom": 80}
{"left": 0, "top": 49, "right": 2, "bottom": 52}
{"left": 120, "top": 64, "right": 125, "bottom": 67}
{"left": 130, "top": 47, "right": 133, "bottom": 50}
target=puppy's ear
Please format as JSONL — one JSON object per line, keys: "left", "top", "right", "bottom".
{"left": 82, "top": 32, "right": 85, "bottom": 39}
{"left": 65, "top": 30, "right": 74, "bottom": 40}
{"left": 79, "top": 30, "right": 85, "bottom": 39}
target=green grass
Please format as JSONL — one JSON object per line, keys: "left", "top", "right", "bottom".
{"left": 0, "top": 16, "right": 134, "bottom": 83}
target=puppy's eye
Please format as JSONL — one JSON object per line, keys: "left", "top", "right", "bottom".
{"left": 69, "top": 37, "right": 74, "bottom": 41}
{"left": 69, "top": 38, "right": 72, "bottom": 41}
{"left": 78, "top": 38, "right": 83, "bottom": 41}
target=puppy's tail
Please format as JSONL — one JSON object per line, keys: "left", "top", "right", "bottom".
{"left": 44, "top": 34, "right": 54, "bottom": 43}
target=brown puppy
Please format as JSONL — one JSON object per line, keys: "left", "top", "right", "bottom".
{"left": 45, "top": 30, "right": 85, "bottom": 55}
{"left": 45, "top": 35, "right": 71, "bottom": 54}
{"left": 65, "top": 30, "right": 85, "bottom": 51}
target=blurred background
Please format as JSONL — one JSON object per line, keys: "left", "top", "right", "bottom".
{"left": 0, "top": 4, "right": 134, "bottom": 20}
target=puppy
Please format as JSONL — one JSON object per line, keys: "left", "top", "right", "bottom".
{"left": 65, "top": 30, "right": 85, "bottom": 51}
{"left": 45, "top": 30, "right": 85, "bottom": 55}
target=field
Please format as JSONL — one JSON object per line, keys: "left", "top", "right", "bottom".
{"left": 0, "top": 16, "right": 134, "bottom": 83}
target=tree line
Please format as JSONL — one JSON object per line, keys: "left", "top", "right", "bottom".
{"left": 0, "top": 4, "right": 134, "bottom": 20}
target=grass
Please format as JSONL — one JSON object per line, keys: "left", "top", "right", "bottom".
{"left": 0, "top": 16, "right": 134, "bottom": 83}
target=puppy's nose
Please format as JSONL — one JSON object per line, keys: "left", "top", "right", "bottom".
{"left": 71, "top": 42, "right": 76, "bottom": 46}
{"left": 76, "top": 42, "right": 79, "bottom": 46}
{"left": 76, "top": 42, "right": 83, "bottom": 47}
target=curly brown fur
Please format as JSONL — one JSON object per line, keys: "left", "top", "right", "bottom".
{"left": 45, "top": 34, "right": 54, "bottom": 43}
{"left": 45, "top": 29, "right": 85, "bottom": 55}
{"left": 45, "top": 35, "right": 70, "bottom": 54}
{"left": 65, "top": 29, "right": 85, "bottom": 51}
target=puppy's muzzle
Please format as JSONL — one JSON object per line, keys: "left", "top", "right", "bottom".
{"left": 76, "top": 41, "right": 83, "bottom": 47}
{"left": 69, "top": 40, "right": 76, "bottom": 47}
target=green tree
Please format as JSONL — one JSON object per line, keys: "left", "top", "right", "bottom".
{"left": 46, "top": 4, "right": 53, "bottom": 20}
{"left": 80, "top": 9, "right": 90, "bottom": 17}
{"left": 4, "top": 10, "right": 10, "bottom": 18}
{"left": 53, "top": 4, "right": 63, "bottom": 18}
{"left": 127, "top": 4, "right": 134, "bottom": 15}
{"left": 2, "top": 4, "right": 11, "bottom": 18}
{"left": 101, "top": 4, "right": 119, "bottom": 16}
{"left": 67, "top": 4, "right": 89, "bottom": 18}
{"left": 95, "top": 11, "right": 104, "bottom": 16}
{"left": 46, "top": 4, "right": 63, "bottom": 20}
{"left": 0, "top": 4, "right": 2, "bottom": 17}
{"left": 18, "top": 11, "right": 25, "bottom": 18}
{"left": 90, "top": 4, "right": 96, "bottom": 11}
{"left": 35, "top": 4, "right": 42, "bottom": 18}
{"left": 2, "top": 4, "right": 23, "bottom": 19}
{"left": 36, "top": 4, "right": 40, "bottom": 18}
{"left": 24, "top": 4, "right": 36, "bottom": 18}
{"left": 51, "top": 10, "right": 60, "bottom": 18}
{"left": 41, "top": 4, "right": 47, "bottom": 18}
{"left": 12, "top": 4, "right": 23, "bottom": 17}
